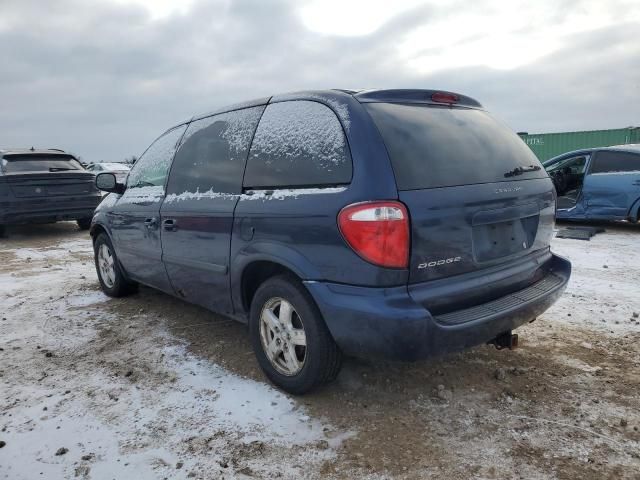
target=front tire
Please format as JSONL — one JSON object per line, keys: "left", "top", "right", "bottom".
{"left": 93, "top": 233, "right": 137, "bottom": 297}
{"left": 249, "top": 275, "right": 342, "bottom": 394}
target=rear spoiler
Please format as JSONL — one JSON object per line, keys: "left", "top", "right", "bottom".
{"left": 353, "top": 89, "right": 483, "bottom": 109}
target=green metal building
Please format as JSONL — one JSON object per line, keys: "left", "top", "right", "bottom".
{"left": 518, "top": 127, "right": 640, "bottom": 162}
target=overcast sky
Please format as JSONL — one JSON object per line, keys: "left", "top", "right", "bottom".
{"left": 1, "top": 0, "right": 638, "bottom": 162}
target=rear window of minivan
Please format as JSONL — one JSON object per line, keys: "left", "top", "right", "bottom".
{"left": 244, "top": 100, "right": 352, "bottom": 188}
{"left": 365, "top": 103, "right": 546, "bottom": 190}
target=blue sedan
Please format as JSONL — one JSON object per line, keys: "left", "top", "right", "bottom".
{"left": 543, "top": 145, "right": 640, "bottom": 222}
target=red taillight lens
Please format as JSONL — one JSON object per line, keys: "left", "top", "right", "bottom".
{"left": 338, "top": 201, "right": 409, "bottom": 269}
{"left": 431, "top": 92, "right": 459, "bottom": 104}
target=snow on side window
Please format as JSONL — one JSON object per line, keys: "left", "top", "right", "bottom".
{"left": 127, "top": 125, "right": 186, "bottom": 192}
{"left": 244, "top": 101, "right": 352, "bottom": 188}
{"left": 165, "top": 106, "right": 265, "bottom": 201}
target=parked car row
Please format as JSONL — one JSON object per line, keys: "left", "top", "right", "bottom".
{"left": 86, "top": 162, "right": 130, "bottom": 183}
{"left": 0, "top": 149, "right": 101, "bottom": 236}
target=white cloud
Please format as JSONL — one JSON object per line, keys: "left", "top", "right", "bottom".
{"left": 0, "top": 0, "right": 638, "bottom": 161}
{"left": 299, "top": 0, "right": 428, "bottom": 36}
{"left": 110, "top": 0, "right": 198, "bottom": 19}
{"left": 399, "top": 0, "right": 640, "bottom": 71}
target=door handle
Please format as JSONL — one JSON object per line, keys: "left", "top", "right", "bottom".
{"left": 144, "top": 217, "right": 158, "bottom": 229}
{"left": 162, "top": 219, "right": 178, "bottom": 232}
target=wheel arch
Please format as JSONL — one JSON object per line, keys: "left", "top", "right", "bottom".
{"left": 230, "top": 240, "right": 324, "bottom": 318}
{"left": 627, "top": 196, "right": 640, "bottom": 222}
{"left": 89, "top": 221, "right": 111, "bottom": 243}
{"left": 236, "top": 259, "right": 303, "bottom": 318}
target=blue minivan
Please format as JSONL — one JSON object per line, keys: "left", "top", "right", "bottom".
{"left": 91, "top": 89, "right": 570, "bottom": 394}
{"left": 543, "top": 145, "right": 640, "bottom": 221}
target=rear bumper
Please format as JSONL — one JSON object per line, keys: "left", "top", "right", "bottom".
{"left": 0, "top": 197, "right": 100, "bottom": 225}
{"left": 305, "top": 253, "right": 571, "bottom": 361}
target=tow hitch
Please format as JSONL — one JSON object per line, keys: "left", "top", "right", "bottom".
{"left": 490, "top": 331, "right": 519, "bottom": 350}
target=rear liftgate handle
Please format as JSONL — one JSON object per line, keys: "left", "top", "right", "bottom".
{"left": 162, "top": 219, "right": 178, "bottom": 232}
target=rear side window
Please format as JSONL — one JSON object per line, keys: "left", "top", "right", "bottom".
{"left": 590, "top": 151, "right": 640, "bottom": 174}
{"left": 365, "top": 103, "right": 546, "bottom": 190}
{"left": 127, "top": 125, "right": 186, "bottom": 190}
{"left": 167, "top": 106, "right": 264, "bottom": 196}
{"left": 1, "top": 155, "right": 82, "bottom": 173}
{"left": 244, "top": 101, "right": 352, "bottom": 188}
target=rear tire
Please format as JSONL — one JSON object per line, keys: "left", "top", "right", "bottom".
{"left": 77, "top": 218, "right": 92, "bottom": 230}
{"left": 249, "top": 275, "right": 342, "bottom": 394}
{"left": 93, "top": 233, "right": 137, "bottom": 297}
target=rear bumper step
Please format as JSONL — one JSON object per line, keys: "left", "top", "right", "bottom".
{"left": 434, "top": 272, "right": 564, "bottom": 326}
{"left": 305, "top": 253, "right": 570, "bottom": 361}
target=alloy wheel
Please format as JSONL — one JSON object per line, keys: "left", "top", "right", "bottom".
{"left": 98, "top": 244, "right": 116, "bottom": 288}
{"left": 259, "top": 297, "right": 307, "bottom": 376}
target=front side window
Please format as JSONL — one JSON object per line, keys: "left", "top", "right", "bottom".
{"left": 127, "top": 125, "right": 186, "bottom": 191}
{"left": 546, "top": 155, "right": 588, "bottom": 174}
{"left": 166, "top": 106, "right": 265, "bottom": 198}
{"left": 590, "top": 151, "right": 640, "bottom": 174}
{"left": 244, "top": 100, "right": 352, "bottom": 188}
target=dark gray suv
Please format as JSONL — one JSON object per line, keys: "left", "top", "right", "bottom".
{"left": 91, "top": 89, "right": 571, "bottom": 394}
{"left": 0, "top": 148, "right": 101, "bottom": 236}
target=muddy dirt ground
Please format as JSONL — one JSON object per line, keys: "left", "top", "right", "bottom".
{"left": 1, "top": 222, "right": 639, "bottom": 479}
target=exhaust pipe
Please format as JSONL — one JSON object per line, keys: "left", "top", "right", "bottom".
{"left": 489, "top": 331, "right": 519, "bottom": 350}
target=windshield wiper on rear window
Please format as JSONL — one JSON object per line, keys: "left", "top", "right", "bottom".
{"left": 504, "top": 165, "right": 541, "bottom": 177}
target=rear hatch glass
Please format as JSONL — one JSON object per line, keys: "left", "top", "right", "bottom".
{"left": 1, "top": 154, "right": 94, "bottom": 198}
{"left": 364, "top": 102, "right": 555, "bottom": 288}
{"left": 364, "top": 103, "right": 547, "bottom": 190}
{"left": 1, "top": 154, "right": 83, "bottom": 173}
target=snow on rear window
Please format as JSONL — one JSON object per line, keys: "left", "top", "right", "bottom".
{"left": 241, "top": 186, "right": 347, "bottom": 201}
{"left": 243, "top": 101, "right": 352, "bottom": 188}
{"left": 306, "top": 94, "right": 351, "bottom": 131}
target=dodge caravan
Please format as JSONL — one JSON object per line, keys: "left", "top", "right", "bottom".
{"left": 91, "top": 89, "right": 571, "bottom": 394}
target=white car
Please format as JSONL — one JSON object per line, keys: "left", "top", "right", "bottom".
{"left": 87, "top": 162, "right": 130, "bottom": 183}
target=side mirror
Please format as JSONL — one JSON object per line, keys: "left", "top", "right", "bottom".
{"left": 96, "top": 172, "right": 125, "bottom": 194}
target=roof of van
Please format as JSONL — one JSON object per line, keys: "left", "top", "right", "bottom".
{"left": 191, "top": 88, "right": 482, "bottom": 123}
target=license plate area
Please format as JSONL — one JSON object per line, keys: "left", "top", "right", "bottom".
{"left": 472, "top": 215, "right": 539, "bottom": 262}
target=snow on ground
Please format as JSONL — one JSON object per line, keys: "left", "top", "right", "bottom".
{"left": 1, "top": 221, "right": 639, "bottom": 479}
{"left": 542, "top": 223, "right": 640, "bottom": 333}
{"left": 0, "top": 228, "right": 346, "bottom": 479}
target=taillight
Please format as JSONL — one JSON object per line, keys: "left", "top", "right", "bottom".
{"left": 338, "top": 201, "right": 409, "bottom": 269}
